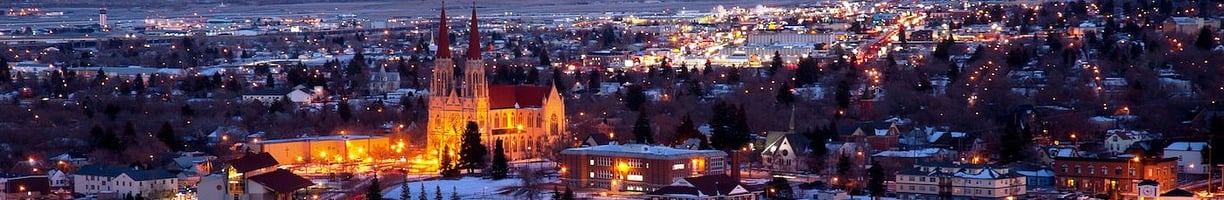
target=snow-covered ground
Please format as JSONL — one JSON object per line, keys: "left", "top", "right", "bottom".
{"left": 384, "top": 176, "right": 558, "bottom": 199}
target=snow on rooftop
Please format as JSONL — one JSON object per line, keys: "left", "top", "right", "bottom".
{"left": 1017, "top": 169, "right": 1055, "bottom": 177}
{"left": 1165, "top": 142, "right": 1208, "bottom": 151}
{"left": 873, "top": 148, "right": 945, "bottom": 158}
{"left": 560, "top": 144, "right": 726, "bottom": 159}
{"left": 953, "top": 168, "right": 1003, "bottom": 179}
{"left": 257, "top": 135, "right": 384, "bottom": 144}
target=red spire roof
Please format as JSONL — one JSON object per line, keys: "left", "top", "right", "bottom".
{"left": 435, "top": 4, "right": 451, "bottom": 59}
{"left": 466, "top": 5, "right": 481, "bottom": 59}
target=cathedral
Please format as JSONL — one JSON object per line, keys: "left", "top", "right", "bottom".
{"left": 426, "top": 5, "right": 567, "bottom": 163}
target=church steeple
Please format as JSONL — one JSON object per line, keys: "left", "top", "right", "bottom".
{"left": 435, "top": 1, "right": 452, "bottom": 59}
{"left": 466, "top": 3, "right": 481, "bottom": 59}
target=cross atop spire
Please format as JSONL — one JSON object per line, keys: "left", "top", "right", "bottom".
{"left": 435, "top": 1, "right": 452, "bottom": 59}
{"left": 466, "top": 1, "right": 481, "bottom": 59}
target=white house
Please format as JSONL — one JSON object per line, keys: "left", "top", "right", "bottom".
{"left": 47, "top": 169, "right": 71, "bottom": 192}
{"left": 1163, "top": 142, "right": 1209, "bottom": 174}
{"left": 761, "top": 132, "right": 811, "bottom": 173}
{"left": 72, "top": 165, "right": 178, "bottom": 199}
{"left": 1104, "top": 129, "right": 1151, "bottom": 154}
{"left": 240, "top": 85, "right": 324, "bottom": 104}
{"left": 895, "top": 163, "right": 1027, "bottom": 200}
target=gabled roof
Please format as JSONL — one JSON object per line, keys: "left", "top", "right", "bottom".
{"left": 488, "top": 85, "right": 551, "bottom": 109}
{"left": 75, "top": 165, "right": 175, "bottom": 181}
{"left": 1165, "top": 142, "right": 1208, "bottom": 151}
{"left": 245, "top": 89, "right": 292, "bottom": 96}
{"left": 228, "top": 152, "right": 279, "bottom": 173}
{"left": 247, "top": 169, "right": 313, "bottom": 193}
{"left": 585, "top": 134, "right": 612, "bottom": 146}
{"left": 1162, "top": 189, "right": 1196, "bottom": 197}
{"left": 125, "top": 169, "right": 177, "bottom": 181}
{"left": 75, "top": 165, "right": 135, "bottom": 177}
{"left": 649, "top": 174, "right": 748, "bottom": 197}
{"left": 762, "top": 133, "right": 810, "bottom": 156}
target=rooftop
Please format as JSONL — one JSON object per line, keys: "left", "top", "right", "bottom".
{"left": 560, "top": 144, "right": 726, "bottom": 159}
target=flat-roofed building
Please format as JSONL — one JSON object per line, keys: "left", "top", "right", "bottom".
{"left": 559, "top": 144, "right": 727, "bottom": 193}
{"left": 1053, "top": 157, "right": 1178, "bottom": 196}
{"left": 252, "top": 135, "right": 391, "bottom": 165}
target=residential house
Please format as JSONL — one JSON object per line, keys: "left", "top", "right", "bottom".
{"left": 208, "top": 126, "right": 250, "bottom": 144}
{"left": 1163, "top": 142, "right": 1208, "bottom": 174}
{"left": 198, "top": 152, "right": 314, "bottom": 200}
{"left": 840, "top": 121, "right": 902, "bottom": 153}
{"left": 871, "top": 148, "right": 958, "bottom": 178}
{"left": 46, "top": 169, "right": 71, "bottom": 194}
{"left": 368, "top": 66, "right": 401, "bottom": 94}
{"left": 1012, "top": 163, "right": 1056, "bottom": 191}
{"left": 1104, "top": 129, "right": 1152, "bottom": 155}
{"left": 1163, "top": 17, "right": 1214, "bottom": 35}
{"left": 164, "top": 152, "right": 216, "bottom": 185}
{"left": 72, "top": 165, "right": 178, "bottom": 199}
{"left": 241, "top": 85, "right": 324, "bottom": 104}
{"left": 643, "top": 175, "right": 761, "bottom": 200}
{"left": 761, "top": 132, "right": 811, "bottom": 174}
{"left": 894, "top": 162, "right": 1027, "bottom": 200}
{"left": 49, "top": 153, "right": 90, "bottom": 168}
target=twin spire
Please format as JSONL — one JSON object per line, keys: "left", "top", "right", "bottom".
{"left": 435, "top": 1, "right": 481, "bottom": 60}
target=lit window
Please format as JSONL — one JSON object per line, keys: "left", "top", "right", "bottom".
{"left": 673, "top": 164, "right": 685, "bottom": 170}
{"left": 627, "top": 175, "right": 644, "bottom": 181}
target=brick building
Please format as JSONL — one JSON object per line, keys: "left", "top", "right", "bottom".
{"left": 1053, "top": 157, "right": 1178, "bottom": 196}
{"left": 559, "top": 144, "right": 727, "bottom": 192}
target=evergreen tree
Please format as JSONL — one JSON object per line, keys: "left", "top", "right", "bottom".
{"left": 776, "top": 83, "right": 795, "bottom": 105}
{"left": 400, "top": 179, "right": 411, "bottom": 200}
{"left": 837, "top": 155, "right": 852, "bottom": 188}
{"left": 0, "top": 56, "right": 11, "bottom": 84}
{"left": 1196, "top": 27, "right": 1215, "bottom": 50}
{"left": 932, "top": 36, "right": 955, "bottom": 60}
{"left": 434, "top": 186, "right": 442, "bottom": 200}
{"left": 795, "top": 56, "right": 819, "bottom": 86}
{"left": 490, "top": 140, "right": 509, "bottom": 179}
{"left": 835, "top": 80, "right": 851, "bottom": 110}
{"left": 366, "top": 177, "right": 383, "bottom": 200}
{"left": 633, "top": 112, "right": 654, "bottom": 144}
{"left": 769, "top": 51, "right": 784, "bottom": 74}
{"left": 450, "top": 186, "right": 460, "bottom": 200}
{"left": 765, "top": 177, "right": 793, "bottom": 199}
{"left": 709, "top": 102, "right": 752, "bottom": 151}
{"left": 439, "top": 145, "right": 458, "bottom": 177}
{"left": 947, "top": 63, "right": 961, "bottom": 84}
{"left": 418, "top": 184, "right": 427, "bottom": 200}
{"left": 868, "top": 161, "right": 886, "bottom": 198}
{"left": 539, "top": 42, "right": 552, "bottom": 66}
{"left": 339, "top": 101, "right": 353, "bottom": 122}
{"left": 157, "top": 122, "right": 182, "bottom": 151}
{"left": 624, "top": 84, "right": 647, "bottom": 111}
{"left": 132, "top": 74, "right": 145, "bottom": 94}
{"left": 348, "top": 51, "right": 366, "bottom": 75}
{"left": 675, "top": 115, "right": 708, "bottom": 149}
{"left": 265, "top": 73, "right": 275, "bottom": 88}
{"left": 458, "top": 121, "right": 488, "bottom": 174}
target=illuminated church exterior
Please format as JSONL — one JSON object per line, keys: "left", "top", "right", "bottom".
{"left": 426, "top": 5, "right": 567, "bottom": 162}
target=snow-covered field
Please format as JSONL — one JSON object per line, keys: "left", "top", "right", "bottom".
{"left": 384, "top": 176, "right": 559, "bottom": 200}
